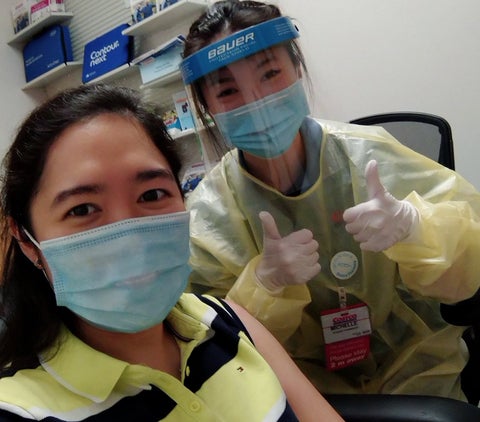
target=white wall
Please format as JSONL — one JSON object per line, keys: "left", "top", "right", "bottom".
{"left": 0, "top": 7, "right": 43, "bottom": 161}
{"left": 1, "top": 0, "right": 479, "bottom": 189}
{"left": 278, "top": 0, "right": 480, "bottom": 188}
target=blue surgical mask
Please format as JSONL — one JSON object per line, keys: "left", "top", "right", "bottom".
{"left": 24, "top": 212, "right": 191, "bottom": 333}
{"left": 213, "top": 80, "right": 310, "bottom": 158}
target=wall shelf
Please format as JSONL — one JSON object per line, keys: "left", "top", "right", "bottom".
{"left": 84, "top": 63, "right": 139, "bottom": 85}
{"left": 8, "top": 12, "right": 74, "bottom": 47}
{"left": 171, "top": 127, "right": 196, "bottom": 140}
{"left": 22, "top": 61, "right": 82, "bottom": 90}
{"left": 139, "top": 69, "right": 182, "bottom": 89}
{"left": 123, "top": 0, "right": 207, "bottom": 37}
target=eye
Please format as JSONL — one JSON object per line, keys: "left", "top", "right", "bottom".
{"left": 216, "top": 86, "right": 239, "bottom": 98}
{"left": 67, "top": 203, "right": 98, "bottom": 217}
{"left": 139, "top": 189, "right": 166, "bottom": 203}
{"left": 261, "top": 68, "right": 281, "bottom": 81}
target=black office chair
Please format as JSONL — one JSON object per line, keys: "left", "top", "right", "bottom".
{"left": 349, "top": 112, "right": 455, "bottom": 170}
{"left": 325, "top": 394, "right": 480, "bottom": 422}
{"left": 349, "top": 112, "right": 480, "bottom": 406}
{"left": 440, "top": 290, "right": 480, "bottom": 406}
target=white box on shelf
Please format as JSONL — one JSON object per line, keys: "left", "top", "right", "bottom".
{"left": 158, "top": 0, "right": 181, "bottom": 11}
{"left": 30, "top": 0, "right": 65, "bottom": 24}
{"left": 11, "top": 1, "right": 30, "bottom": 34}
{"left": 132, "top": 35, "right": 185, "bottom": 84}
{"left": 130, "top": 0, "right": 158, "bottom": 25}
{"left": 181, "top": 162, "right": 206, "bottom": 198}
{"left": 172, "top": 90, "right": 195, "bottom": 131}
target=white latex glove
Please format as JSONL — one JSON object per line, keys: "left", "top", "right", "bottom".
{"left": 343, "top": 160, "right": 419, "bottom": 252}
{"left": 255, "top": 211, "right": 321, "bottom": 293}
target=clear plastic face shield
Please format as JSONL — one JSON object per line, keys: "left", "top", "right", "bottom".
{"left": 181, "top": 17, "right": 310, "bottom": 160}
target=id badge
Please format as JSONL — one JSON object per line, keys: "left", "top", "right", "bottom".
{"left": 320, "top": 303, "right": 372, "bottom": 371}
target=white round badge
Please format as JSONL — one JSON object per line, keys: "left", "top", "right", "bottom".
{"left": 330, "top": 251, "right": 358, "bottom": 280}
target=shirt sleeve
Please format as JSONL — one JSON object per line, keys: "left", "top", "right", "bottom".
{"left": 385, "top": 191, "right": 480, "bottom": 303}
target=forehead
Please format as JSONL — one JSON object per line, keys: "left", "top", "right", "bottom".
{"left": 50, "top": 113, "right": 154, "bottom": 149}
{"left": 38, "top": 113, "right": 169, "bottom": 182}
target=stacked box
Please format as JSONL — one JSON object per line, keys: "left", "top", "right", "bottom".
{"left": 23, "top": 24, "right": 73, "bottom": 82}
{"left": 132, "top": 35, "right": 185, "bottom": 84}
{"left": 172, "top": 90, "right": 195, "bottom": 131}
{"left": 30, "top": 0, "right": 65, "bottom": 25}
{"left": 162, "top": 109, "right": 182, "bottom": 133}
{"left": 158, "top": 0, "right": 180, "bottom": 11}
{"left": 130, "top": 0, "right": 158, "bottom": 25}
{"left": 11, "top": 1, "right": 30, "bottom": 34}
{"left": 12, "top": 0, "right": 65, "bottom": 35}
{"left": 82, "top": 24, "right": 133, "bottom": 83}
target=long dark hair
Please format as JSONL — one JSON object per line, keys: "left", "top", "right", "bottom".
{"left": 183, "top": 0, "right": 309, "bottom": 152}
{"left": 0, "top": 84, "right": 182, "bottom": 373}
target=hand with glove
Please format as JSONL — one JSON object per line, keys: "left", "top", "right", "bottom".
{"left": 255, "top": 211, "right": 321, "bottom": 293}
{"left": 343, "top": 159, "right": 419, "bottom": 252}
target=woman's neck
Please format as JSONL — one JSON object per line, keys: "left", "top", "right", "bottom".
{"left": 73, "top": 320, "right": 181, "bottom": 379}
{"left": 243, "top": 132, "right": 306, "bottom": 194}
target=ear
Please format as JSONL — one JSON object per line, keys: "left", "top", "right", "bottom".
{"left": 8, "top": 217, "right": 40, "bottom": 267}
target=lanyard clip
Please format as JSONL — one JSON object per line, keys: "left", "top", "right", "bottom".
{"left": 338, "top": 286, "right": 347, "bottom": 309}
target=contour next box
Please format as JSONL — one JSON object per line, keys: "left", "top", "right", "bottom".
{"left": 82, "top": 23, "right": 132, "bottom": 83}
{"left": 132, "top": 35, "right": 184, "bottom": 84}
{"left": 23, "top": 24, "right": 73, "bottom": 82}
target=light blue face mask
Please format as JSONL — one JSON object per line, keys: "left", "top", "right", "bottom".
{"left": 213, "top": 80, "right": 310, "bottom": 158}
{"left": 24, "top": 212, "right": 191, "bottom": 333}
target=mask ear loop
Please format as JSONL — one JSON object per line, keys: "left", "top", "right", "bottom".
{"left": 21, "top": 227, "right": 50, "bottom": 282}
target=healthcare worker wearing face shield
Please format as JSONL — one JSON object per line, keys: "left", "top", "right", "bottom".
{"left": 182, "top": 0, "right": 480, "bottom": 400}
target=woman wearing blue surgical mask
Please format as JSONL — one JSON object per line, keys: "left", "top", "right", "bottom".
{"left": 0, "top": 84, "right": 342, "bottom": 421}
{"left": 183, "top": 0, "right": 480, "bottom": 401}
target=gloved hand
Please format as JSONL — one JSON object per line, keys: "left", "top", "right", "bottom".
{"left": 343, "top": 160, "right": 419, "bottom": 252}
{"left": 255, "top": 211, "right": 321, "bottom": 293}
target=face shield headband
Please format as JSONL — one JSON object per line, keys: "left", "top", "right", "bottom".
{"left": 181, "top": 16, "right": 300, "bottom": 85}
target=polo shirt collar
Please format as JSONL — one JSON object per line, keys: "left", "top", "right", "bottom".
{"left": 37, "top": 296, "right": 212, "bottom": 403}
{"left": 39, "top": 325, "right": 129, "bottom": 403}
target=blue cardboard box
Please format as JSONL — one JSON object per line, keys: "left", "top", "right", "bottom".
{"left": 82, "top": 23, "right": 133, "bottom": 83}
{"left": 23, "top": 24, "right": 73, "bottom": 82}
{"left": 132, "top": 35, "right": 184, "bottom": 84}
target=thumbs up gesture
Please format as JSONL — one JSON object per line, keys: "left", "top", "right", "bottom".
{"left": 343, "top": 160, "right": 419, "bottom": 252}
{"left": 255, "top": 211, "right": 321, "bottom": 292}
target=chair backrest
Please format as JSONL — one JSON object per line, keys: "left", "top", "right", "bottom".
{"left": 325, "top": 394, "right": 480, "bottom": 421}
{"left": 349, "top": 112, "right": 480, "bottom": 406}
{"left": 350, "top": 112, "right": 455, "bottom": 170}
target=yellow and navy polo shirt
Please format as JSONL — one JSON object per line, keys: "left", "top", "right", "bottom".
{"left": 0, "top": 294, "right": 297, "bottom": 421}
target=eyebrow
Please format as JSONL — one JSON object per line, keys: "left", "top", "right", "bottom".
{"left": 250, "top": 55, "right": 273, "bottom": 69}
{"left": 53, "top": 184, "right": 103, "bottom": 207}
{"left": 135, "top": 168, "right": 176, "bottom": 183}
{"left": 51, "top": 168, "right": 176, "bottom": 208}
{"left": 205, "top": 68, "right": 232, "bottom": 86}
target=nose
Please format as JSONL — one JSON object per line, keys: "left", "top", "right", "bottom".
{"left": 242, "top": 86, "right": 263, "bottom": 104}
{"left": 105, "top": 198, "right": 139, "bottom": 225}
{"left": 236, "top": 80, "right": 264, "bottom": 106}
{"left": 227, "top": 63, "right": 264, "bottom": 105}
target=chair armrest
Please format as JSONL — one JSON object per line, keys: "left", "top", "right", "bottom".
{"left": 325, "top": 394, "right": 480, "bottom": 422}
